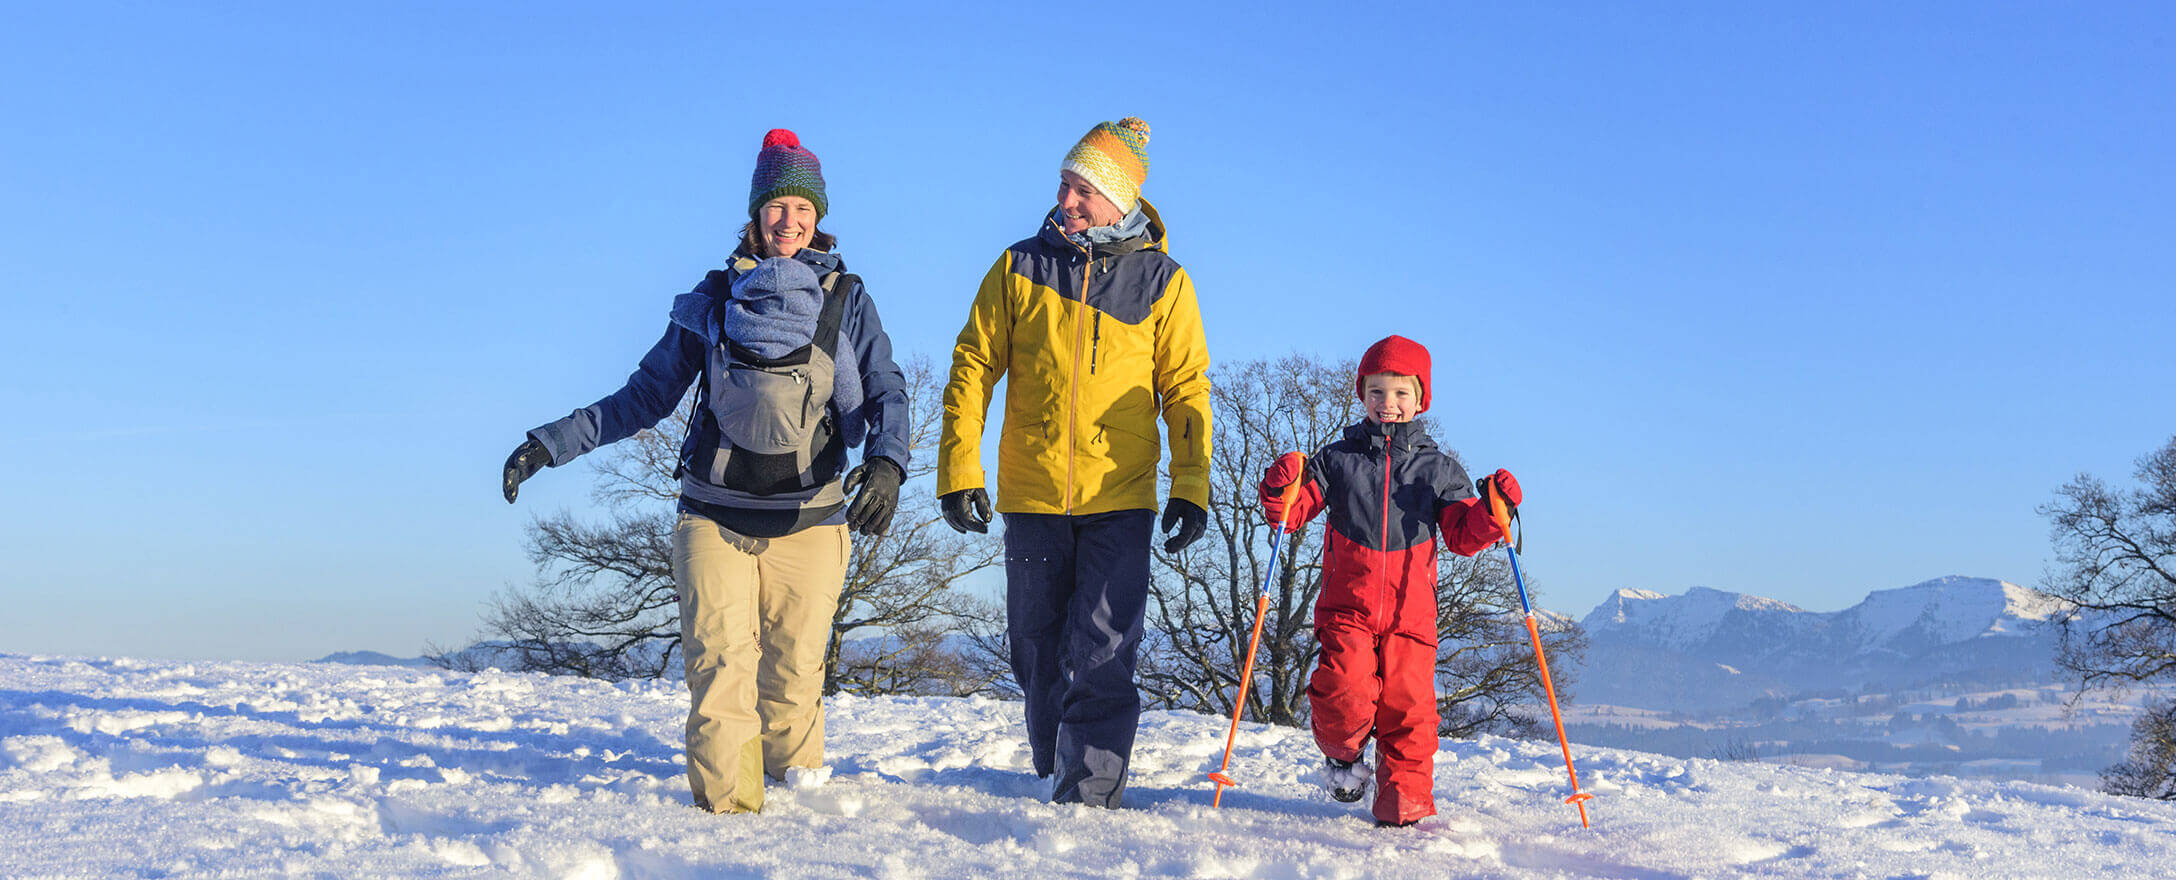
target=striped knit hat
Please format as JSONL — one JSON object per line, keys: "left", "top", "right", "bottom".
{"left": 748, "top": 128, "right": 827, "bottom": 220}
{"left": 1060, "top": 117, "right": 1151, "bottom": 214}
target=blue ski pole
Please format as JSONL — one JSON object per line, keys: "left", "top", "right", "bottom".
{"left": 1489, "top": 490, "right": 1595, "bottom": 828}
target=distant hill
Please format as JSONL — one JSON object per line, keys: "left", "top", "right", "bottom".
{"left": 312, "top": 642, "right": 675, "bottom": 677}
{"left": 1559, "top": 575, "right": 2151, "bottom": 784}
{"left": 311, "top": 650, "right": 436, "bottom": 668}
{"left": 1575, "top": 576, "right": 2066, "bottom": 713}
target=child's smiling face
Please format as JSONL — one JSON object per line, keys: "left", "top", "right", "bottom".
{"left": 1362, "top": 372, "right": 1421, "bottom": 424}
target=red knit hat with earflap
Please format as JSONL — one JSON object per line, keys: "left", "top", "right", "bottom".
{"left": 1356, "top": 335, "right": 1432, "bottom": 414}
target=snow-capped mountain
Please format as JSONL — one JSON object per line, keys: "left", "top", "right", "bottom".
{"left": 1831, "top": 576, "right": 2066, "bottom": 656}
{"left": 1575, "top": 576, "right": 2067, "bottom": 713}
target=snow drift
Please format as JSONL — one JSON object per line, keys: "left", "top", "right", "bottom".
{"left": 3, "top": 652, "right": 2172, "bottom": 878}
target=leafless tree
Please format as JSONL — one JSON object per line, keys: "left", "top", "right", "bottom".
{"left": 1142, "top": 354, "right": 1354, "bottom": 725}
{"left": 2041, "top": 434, "right": 2176, "bottom": 796}
{"left": 439, "top": 355, "right": 1005, "bottom": 695}
{"left": 1142, "top": 353, "right": 1583, "bottom": 740}
{"left": 2102, "top": 697, "right": 2176, "bottom": 800}
{"left": 1435, "top": 549, "right": 1584, "bottom": 740}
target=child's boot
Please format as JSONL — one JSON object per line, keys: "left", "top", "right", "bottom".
{"left": 1323, "top": 755, "right": 1370, "bottom": 803}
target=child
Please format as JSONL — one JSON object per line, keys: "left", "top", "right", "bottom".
{"left": 1257, "top": 334, "right": 1521, "bottom": 827}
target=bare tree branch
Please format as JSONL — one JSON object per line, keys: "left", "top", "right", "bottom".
{"left": 2041, "top": 435, "right": 2176, "bottom": 797}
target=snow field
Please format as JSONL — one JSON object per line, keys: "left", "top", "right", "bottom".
{"left": 3, "top": 653, "right": 2174, "bottom": 878}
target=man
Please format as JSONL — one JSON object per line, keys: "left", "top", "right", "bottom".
{"left": 938, "top": 117, "right": 1212, "bottom": 808}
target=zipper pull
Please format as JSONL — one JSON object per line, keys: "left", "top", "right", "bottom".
{"left": 1091, "top": 313, "right": 1101, "bottom": 373}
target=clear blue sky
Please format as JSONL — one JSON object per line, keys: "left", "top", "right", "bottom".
{"left": 4, "top": 2, "right": 2170, "bottom": 661}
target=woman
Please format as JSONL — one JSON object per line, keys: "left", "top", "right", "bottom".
{"left": 501, "top": 129, "right": 909, "bottom": 814}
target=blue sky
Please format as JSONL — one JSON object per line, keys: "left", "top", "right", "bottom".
{"left": 3, "top": 2, "right": 2170, "bottom": 661}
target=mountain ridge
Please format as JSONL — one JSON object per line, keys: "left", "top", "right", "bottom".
{"left": 1574, "top": 575, "right": 2067, "bottom": 713}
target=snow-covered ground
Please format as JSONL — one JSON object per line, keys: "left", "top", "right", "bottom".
{"left": 4, "top": 653, "right": 2174, "bottom": 879}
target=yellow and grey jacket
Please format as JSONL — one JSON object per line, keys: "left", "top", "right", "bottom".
{"left": 939, "top": 200, "right": 1211, "bottom": 516}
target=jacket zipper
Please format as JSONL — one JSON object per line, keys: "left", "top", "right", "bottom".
{"left": 1379, "top": 427, "right": 1395, "bottom": 634}
{"left": 1065, "top": 244, "right": 1093, "bottom": 515}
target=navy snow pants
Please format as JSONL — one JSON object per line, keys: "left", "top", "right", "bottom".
{"left": 1002, "top": 509, "right": 1153, "bottom": 808}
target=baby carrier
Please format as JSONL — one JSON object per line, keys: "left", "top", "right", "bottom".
{"left": 683, "top": 269, "right": 855, "bottom": 501}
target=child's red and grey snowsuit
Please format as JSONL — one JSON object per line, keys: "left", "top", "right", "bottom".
{"left": 1265, "top": 417, "right": 1506, "bottom": 825}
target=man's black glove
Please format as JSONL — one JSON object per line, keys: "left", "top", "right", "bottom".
{"left": 843, "top": 457, "right": 904, "bottom": 536}
{"left": 939, "top": 487, "right": 992, "bottom": 534}
{"left": 1160, "top": 497, "right": 1206, "bottom": 553}
{"left": 502, "top": 437, "right": 551, "bottom": 503}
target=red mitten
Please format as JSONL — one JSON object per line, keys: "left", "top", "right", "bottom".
{"left": 1475, "top": 469, "right": 1522, "bottom": 541}
{"left": 1258, "top": 452, "right": 1308, "bottom": 527}
{"left": 1478, "top": 468, "right": 1521, "bottom": 508}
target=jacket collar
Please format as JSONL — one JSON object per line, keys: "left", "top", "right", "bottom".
{"left": 1344, "top": 418, "right": 1435, "bottom": 455}
{"left": 728, "top": 245, "right": 842, "bottom": 278}
{"left": 1036, "top": 198, "right": 1168, "bottom": 259}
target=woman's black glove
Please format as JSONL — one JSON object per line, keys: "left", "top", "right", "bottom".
{"left": 940, "top": 487, "right": 992, "bottom": 534}
{"left": 502, "top": 437, "right": 551, "bottom": 503}
{"left": 1160, "top": 497, "right": 1207, "bottom": 553}
{"left": 843, "top": 457, "right": 904, "bottom": 536}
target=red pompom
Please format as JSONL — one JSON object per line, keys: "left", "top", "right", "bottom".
{"left": 762, "top": 128, "right": 800, "bottom": 149}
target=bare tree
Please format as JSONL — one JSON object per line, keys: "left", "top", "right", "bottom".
{"left": 2044, "top": 435, "right": 2176, "bottom": 689}
{"left": 1435, "top": 549, "right": 1585, "bottom": 739}
{"left": 431, "top": 508, "right": 681, "bottom": 679}
{"left": 2102, "top": 697, "right": 2176, "bottom": 800}
{"left": 1142, "top": 352, "right": 1583, "bottom": 739}
{"left": 2041, "top": 434, "right": 2176, "bottom": 796}
{"left": 441, "top": 355, "right": 1005, "bottom": 695}
{"left": 826, "top": 357, "right": 1006, "bottom": 693}
{"left": 1142, "top": 354, "right": 1354, "bottom": 724}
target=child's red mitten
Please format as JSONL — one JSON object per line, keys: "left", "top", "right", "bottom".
{"left": 1259, "top": 452, "right": 1308, "bottom": 528}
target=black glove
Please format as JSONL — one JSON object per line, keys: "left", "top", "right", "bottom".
{"left": 940, "top": 487, "right": 992, "bottom": 534}
{"left": 842, "top": 457, "right": 904, "bottom": 536}
{"left": 502, "top": 437, "right": 551, "bottom": 503}
{"left": 1160, "top": 497, "right": 1206, "bottom": 554}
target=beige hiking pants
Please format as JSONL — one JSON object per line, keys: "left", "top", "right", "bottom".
{"left": 671, "top": 512, "right": 849, "bottom": 813}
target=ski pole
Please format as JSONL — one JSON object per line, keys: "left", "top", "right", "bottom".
{"left": 1489, "top": 491, "right": 1595, "bottom": 829}
{"left": 1208, "top": 455, "right": 1306, "bottom": 807}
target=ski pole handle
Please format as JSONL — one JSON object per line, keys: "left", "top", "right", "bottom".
{"left": 1269, "top": 453, "right": 1307, "bottom": 532}
{"left": 1485, "top": 481, "right": 1516, "bottom": 544}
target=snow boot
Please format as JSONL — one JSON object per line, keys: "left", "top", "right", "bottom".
{"left": 1323, "top": 756, "right": 1370, "bottom": 803}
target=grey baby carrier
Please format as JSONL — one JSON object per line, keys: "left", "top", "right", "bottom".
{"left": 683, "top": 270, "right": 854, "bottom": 502}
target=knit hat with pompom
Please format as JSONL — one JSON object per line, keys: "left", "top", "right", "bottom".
{"left": 748, "top": 128, "right": 827, "bottom": 220}
{"left": 1060, "top": 117, "right": 1151, "bottom": 214}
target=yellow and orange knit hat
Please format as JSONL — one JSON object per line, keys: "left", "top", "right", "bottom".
{"left": 1060, "top": 117, "right": 1151, "bottom": 214}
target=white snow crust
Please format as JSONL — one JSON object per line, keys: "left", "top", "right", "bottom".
{"left": 4, "top": 652, "right": 2173, "bottom": 878}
